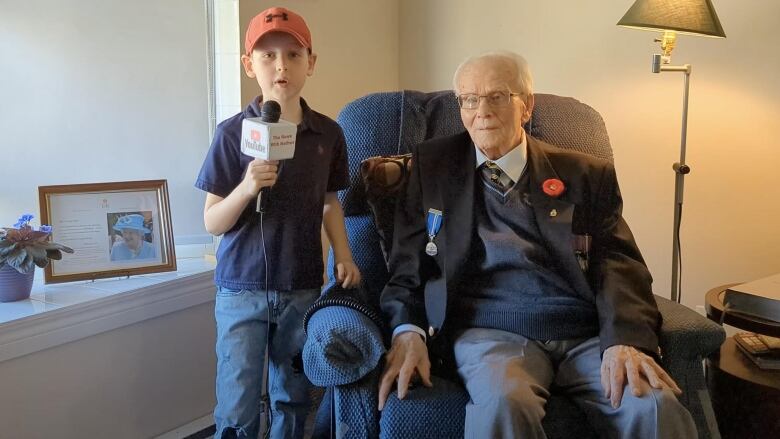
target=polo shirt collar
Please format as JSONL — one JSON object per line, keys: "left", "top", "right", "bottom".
{"left": 298, "top": 97, "right": 324, "bottom": 134}
{"left": 246, "top": 96, "right": 324, "bottom": 134}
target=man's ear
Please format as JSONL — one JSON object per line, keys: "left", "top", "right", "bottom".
{"left": 241, "top": 53, "right": 256, "bottom": 78}
{"left": 522, "top": 93, "right": 535, "bottom": 124}
{"left": 307, "top": 52, "right": 317, "bottom": 77}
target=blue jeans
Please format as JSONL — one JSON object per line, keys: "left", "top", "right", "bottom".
{"left": 214, "top": 287, "right": 320, "bottom": 439}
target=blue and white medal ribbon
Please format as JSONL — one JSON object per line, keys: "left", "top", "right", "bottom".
{"left": 425, "top": 208, "right": 443, "bottom": 256}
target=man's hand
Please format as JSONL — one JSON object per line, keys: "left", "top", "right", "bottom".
{"left": 334, "top": 260, "right": 361, "bottom": 288}
{"left": 601, "top": 344, "right": 682, "bottom": 409}
{"left": 378, "top": 331, "right": 433, "bottom": 410}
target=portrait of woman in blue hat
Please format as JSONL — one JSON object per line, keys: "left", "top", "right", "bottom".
{"left": 108, "top": 212, "right": 156, "bottom": 261}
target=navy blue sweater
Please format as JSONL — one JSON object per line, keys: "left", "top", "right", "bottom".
{"left": 454, "top": 173, "right": 599, "bottom": 340}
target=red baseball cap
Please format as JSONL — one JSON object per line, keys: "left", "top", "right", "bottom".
{"left": 244, "top": 7, "right": 312, "bottom": 55}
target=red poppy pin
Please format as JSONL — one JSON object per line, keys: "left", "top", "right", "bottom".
{"left": 542, "top": 178, "right": 565, "bottom": 198}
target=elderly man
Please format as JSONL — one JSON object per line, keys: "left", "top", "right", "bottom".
{"left": 377, "top": 51, "right": 697, "bottom": 438}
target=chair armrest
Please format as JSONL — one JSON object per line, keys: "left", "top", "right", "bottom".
{"left": 303, "top": 305, "right": 386, "bottom": 387}
{"left": 656, "top": 295, "right": 725, "bottom": 361}
{"left": 333, "top": 369, "right": 382, "bottom": 439}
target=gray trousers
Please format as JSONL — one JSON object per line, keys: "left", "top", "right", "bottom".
{"left": 454, "top": 328, "right": 697, "bottom": 439}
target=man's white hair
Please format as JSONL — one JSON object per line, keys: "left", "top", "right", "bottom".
{"left": 452, "top": 51, "right": 534, "bottom": 96}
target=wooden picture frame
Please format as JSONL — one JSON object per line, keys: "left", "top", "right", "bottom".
{"left": 38, "top": 180, "right": 176, "bottom": 284}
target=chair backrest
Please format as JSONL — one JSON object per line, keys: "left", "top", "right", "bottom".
{"left": 328, "top": 90, "right": 613, "bottom": 303}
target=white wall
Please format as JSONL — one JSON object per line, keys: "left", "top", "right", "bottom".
{"left": 0, "top": 302, "right": 215, "bottom": 439}
{"left": 0, "top": 0, "right": 210, "bottom": 242}
{"left": 214, "top": 0, "right": 243, "bottom": 124}
{"left": 239, "top": 0, "right": 400, "bottom": 118}
{"left": 399, "top": 0, "right": 780, "bottom": 309}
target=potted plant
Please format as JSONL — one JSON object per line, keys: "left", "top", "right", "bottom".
{"left": 0, "top": 214, "right": 74, "bottom": 302}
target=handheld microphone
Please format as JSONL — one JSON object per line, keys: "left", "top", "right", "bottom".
{"left": 240, "top": 100, "right": 297, "bottom": 212}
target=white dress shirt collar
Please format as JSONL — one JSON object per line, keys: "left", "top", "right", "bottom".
{"left": 474, "top": 133, "right": 528, "bottom": 183}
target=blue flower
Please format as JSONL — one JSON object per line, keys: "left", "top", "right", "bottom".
{"left": 39, "top": 225, "right": 53, "bottom": 233}
{"left": 14, "top": 213, "right": 34, "bottom": 229}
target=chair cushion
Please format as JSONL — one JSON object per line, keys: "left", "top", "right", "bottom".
{"left": 378, "top": 376, "right": 597, "bottom": 439}
{"left": 380, "top": 376, "right": 469, "bottom": 439}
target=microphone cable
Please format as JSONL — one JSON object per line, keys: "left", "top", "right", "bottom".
{"left": 259, "top": 206, "right": 273, "bottom": 439}
{"left": 258, "top": 160, "right": 282, "bottom": 438}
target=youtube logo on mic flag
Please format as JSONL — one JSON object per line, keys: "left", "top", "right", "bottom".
{"left": 241, "top": 116, "right": 297, "bottom": 160}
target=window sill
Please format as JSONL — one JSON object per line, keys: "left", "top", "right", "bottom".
{"left": 0, "top": 257, "right": 216, "bottom": 363}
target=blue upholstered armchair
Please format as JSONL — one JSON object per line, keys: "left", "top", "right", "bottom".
{"left": 303, "top": 90, "right": 725, "bottom": 439}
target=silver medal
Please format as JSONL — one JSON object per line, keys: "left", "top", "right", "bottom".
{"left": 425, "top": 241, "right": 438, "bottom": 256}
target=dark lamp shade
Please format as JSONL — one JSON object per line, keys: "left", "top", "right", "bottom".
{"left": 617, "top": 0, "right": 726, "bottom": 38}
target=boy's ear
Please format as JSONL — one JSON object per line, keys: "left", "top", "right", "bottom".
{"left": 241, "top": 53, "right": 256, "bottom": 78}
{"left": 307, "top": 52, "right": 317, "bottom": 77}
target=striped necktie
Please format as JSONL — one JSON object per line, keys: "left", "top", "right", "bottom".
{"left": 479, "top": 161, "right": 514, "bottom": 192}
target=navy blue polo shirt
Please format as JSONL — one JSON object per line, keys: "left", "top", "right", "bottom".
{"left": 195, "top": 97, "right": 349, "bottom": 291}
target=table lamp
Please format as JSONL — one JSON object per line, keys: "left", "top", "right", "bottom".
{"left": 617, "top": 0, "right": 726, "bottom": 303}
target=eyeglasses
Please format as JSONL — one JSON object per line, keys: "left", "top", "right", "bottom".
{"left": 456, "top": 91, "right": 523, "bottom": 110}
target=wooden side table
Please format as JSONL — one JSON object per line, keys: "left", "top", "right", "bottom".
{"left": 705, "top": 285, "right": 780, "bottom": 438}
{"left": 705, "top": 284, "right": 780, "bottom": 337}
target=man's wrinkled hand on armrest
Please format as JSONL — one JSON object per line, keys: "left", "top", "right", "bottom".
{"left": 378, "top": 331, "right": 433, "bottom": 410}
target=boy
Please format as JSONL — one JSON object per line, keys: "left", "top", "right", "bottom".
{"left": 195, "top": 7, "right": 361, "bottom": 438}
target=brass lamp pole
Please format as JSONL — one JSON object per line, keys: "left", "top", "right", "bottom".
{"left": 617, "top": 0, "right": 726, "bottom": 304}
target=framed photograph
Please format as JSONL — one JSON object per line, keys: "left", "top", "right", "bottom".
{"left": 38, "top": 180, "right": 176, "bottom": 284}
